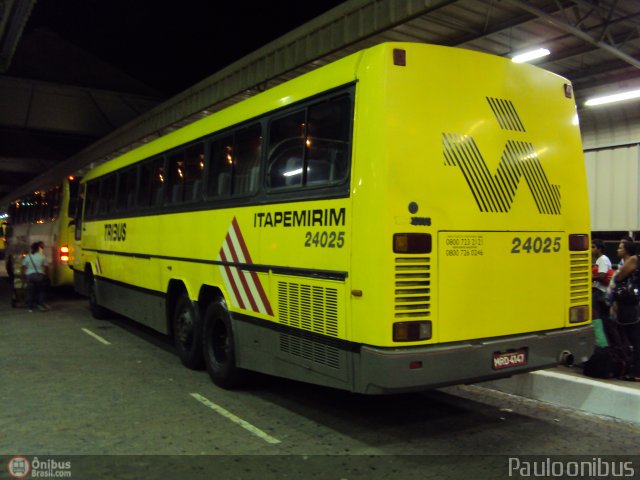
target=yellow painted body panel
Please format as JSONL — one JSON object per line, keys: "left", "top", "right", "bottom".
{"left": 349, "top": 44, "right": 589, "bottom": 346}
{"left": 78, "top": 43, "right": 590, "bottom": 351}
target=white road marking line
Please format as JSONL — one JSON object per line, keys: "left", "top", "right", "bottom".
{"left": 190, "top": 392, "right": 281, "bottom": 444}
{"left": 81, "top": 328, "right": 111, "bottom": 345}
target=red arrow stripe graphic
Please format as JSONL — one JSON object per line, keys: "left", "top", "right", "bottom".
{"left": 217, "top": 217, "right": 273, "bottom": 316}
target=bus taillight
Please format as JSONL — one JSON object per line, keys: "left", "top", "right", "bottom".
{"left": 393, "top": 321, "right": 432, "bottom": 342}
{"left": 569, "top": 234, "right": 589, "bottom": 251}
{"left": 393, "top": 233, "right": 432, "bottom": 254}
{"left": 569, "top": 305, "right": 589, "bottom": 324}
{"left": 59, "top": 245, "right": 70, "bottom": 263}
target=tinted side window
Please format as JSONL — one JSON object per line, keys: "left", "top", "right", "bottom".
{"left": 233, "top": 124, "right": 262, "bottom": 196}
{"left": 306, "top": 96, "right": 351, "bottom": 185}
{"left": 34, "top": 191, "right": 47, "bottom": 222}
{"left": 138, "top": 157, "right": 165, "bottom": 208}
{"left": 117, "top": 167, "right": 138, "bottom": 212}
{"left": 166, "top": 150, "right": 185, "bottom": 204}
{"left": 85, "top": 181, "right": 99, "bottom": 219}
{"left": 267, "top": 111, "right": 305, "bottom": 189}
{"left": 166, "top": 143, "right": 204, "bottom": 204}
{"left": 206, "top": 134, "right": 234, "bottom": 198}
{"left": 67, "top": 177, "right": 81, "bottom": 217}
{"left": 205, "top": 125, "right": 261, "bottom": 198}
{"left": 267, "top": 95, "right": 351, "bottom": 190}
{"left": 47, "top": 186, "right": 61, "bottom": 220}
{"left": 99, "top": 175, "right": 117, "bottom": 215}
{"left": 184, "top": 144, "right": 205, "bottom": 202}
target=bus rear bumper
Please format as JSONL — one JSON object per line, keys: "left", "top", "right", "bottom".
{"left": 355, "top": 326, "right": 594, "bottom": 394}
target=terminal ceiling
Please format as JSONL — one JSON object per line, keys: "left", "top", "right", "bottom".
{"left": 0, "top": 0, "right": 638, "bottom": 207}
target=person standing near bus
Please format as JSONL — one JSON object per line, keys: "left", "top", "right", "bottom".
{"left": 23, "top": 241, "right": 50, "bottom": 312}
{"left": 592, "top": 239, "right": 611, "bottom": 320}
{"left": 611, "top": 240, "right": 640, "bottom": 381}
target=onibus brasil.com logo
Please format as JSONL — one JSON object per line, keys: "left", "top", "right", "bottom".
{"left": 7, "top": 456, "right": 72, "bottom": 478}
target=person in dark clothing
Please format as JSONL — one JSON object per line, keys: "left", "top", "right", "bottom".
{"left": 23, "top": 241, "right": 50, "bottom": 312}
{"left": 611, "top": 240, "right": 640, "bottom": 381}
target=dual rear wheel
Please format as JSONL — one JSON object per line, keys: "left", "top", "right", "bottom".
{"left": 173, "top": 295, "right": 245, "bottom": 388}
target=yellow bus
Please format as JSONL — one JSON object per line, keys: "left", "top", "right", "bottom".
{"left": 5, "top": 176, "right": 80, "bottom": 287}
{"left": 75, "top": 43, "right": 593, "bottom": 393}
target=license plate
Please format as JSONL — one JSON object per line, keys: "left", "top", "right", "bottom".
{"left": 492, "top": 349, "right": 528, "bottom": 370}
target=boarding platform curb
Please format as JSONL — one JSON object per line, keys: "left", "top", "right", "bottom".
{"left": 481, "top": 367, "right": 640, "bottom": 425}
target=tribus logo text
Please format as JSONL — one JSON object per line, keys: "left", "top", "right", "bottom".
{"left": 104, "top": 222, "right": 126, "bottom": 241}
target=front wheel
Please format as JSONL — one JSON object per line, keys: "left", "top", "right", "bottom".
{"left": 202, "top": 299, "right": 246, "bottom": 389}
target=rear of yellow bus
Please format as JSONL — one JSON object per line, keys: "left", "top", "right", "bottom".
{"left": 350, "top": 43, "right": 592, "bottom": 393}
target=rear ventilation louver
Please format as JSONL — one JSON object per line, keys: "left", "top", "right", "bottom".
{"left": 569, "top": 252, "right": 590, "bottom": 305}
{"left": 395, "top": 257, "right": 431, "bottom": 319}
{"left": 279, "top": 334, "right": 340, "bottom": 369}
{"left": 277, "top": 282, "right": 338, "bottom": 336}
{"left": 277, "top": 281, "right": 340, "bottom": 369}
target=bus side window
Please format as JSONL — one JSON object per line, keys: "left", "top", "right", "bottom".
{"left": 266, "top": 95, "right": 351, "bottom": 190}
{"left": 167, "top": 143, "right": 204, "bottom": 205}
{"left": 117, "top": 167, "right": 138, "bottom": 212}
{"left": 138, "top": 157, "right": 165, "bottom": 208}
{"left": 184, "top": 143, "right": 204, "bottom": 202}
{"left": 206, "top": 134, "right": 234, "bottom": 198}
{"left": 67, "top": 177, "right": 81, "bottom": 218}
{"left": 41, "top": 186, "right": 61, "bottom": 221}
{"left": 267, "top": 111, "right": 305, "bottom": 189}
{"left": 34, "top": 191, "right": 45, "bottom": 223}
{"left": 100, "top": 175, "right": 117, "bottom": 216}
{"left": 232, "top": 124, "right": 262, "bottom": 196}
{"left": 166, "top": 151, "right": 186, "bottom": 204}
{"left": 75, "top": 186, "right": 85, "bottom": 241}
{"left": 84, "top": 181, "right": 99, "bottom": 219}
{"left": 306, "top": 96, "right": 351, "bottom": 186}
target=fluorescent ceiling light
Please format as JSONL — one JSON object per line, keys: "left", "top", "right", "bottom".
{"left": 584, "top": 88, "right": 640, "bottom": 107}
{"left": 283, "top": 168, "right": 303, "bottom": 177}
{"left": 511, "top": 48, "right": 550, "bottom": 63}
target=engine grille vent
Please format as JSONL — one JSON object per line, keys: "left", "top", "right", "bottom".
{"left": 569, "top": 252, "right": 590, "bottom": 305}
{"left": 277, "top": 281, "right": 339, "bottom": 337}
{"left": 395, "top": 256, "right": 431, "bottom": 319}
{"left": 279, "top": 333, "right": 340, "bottom": 369}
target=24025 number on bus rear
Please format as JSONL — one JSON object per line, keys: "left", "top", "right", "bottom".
{"left": 511, "top": 236, "right": 561, "bottom": 254}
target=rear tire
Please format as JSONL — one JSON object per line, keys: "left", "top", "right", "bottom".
{"left": 173, "top": 293, "right": 204, "bottom": 370}
{"left": 202, "top": 298, "right": 246, "bottom": 389}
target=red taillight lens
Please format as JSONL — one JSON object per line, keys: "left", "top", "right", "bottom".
{"left": 60, "top": 245, "right": 69, "bottom": 263}
{"left": 569, "top": 234, "right": 589, "bottom": 251}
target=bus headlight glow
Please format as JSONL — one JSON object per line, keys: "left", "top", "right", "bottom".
{"left": 393, "top": 233, "right": 432, "bottom": 254}
{"left": 393, "top": 321, "right": 432, "bottom": 342}
{"left": 569, "top": 305, "right": 589, "bottom": 324}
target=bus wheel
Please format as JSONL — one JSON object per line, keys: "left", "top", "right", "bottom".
{"left": 202, "top": 299, "right": 246, "bottom": 389}
{"left": 173, "top": 294, "right": 204, "bottom": 370}
{"left": 88, "top": 274, "right": 110, "bottom": 320}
